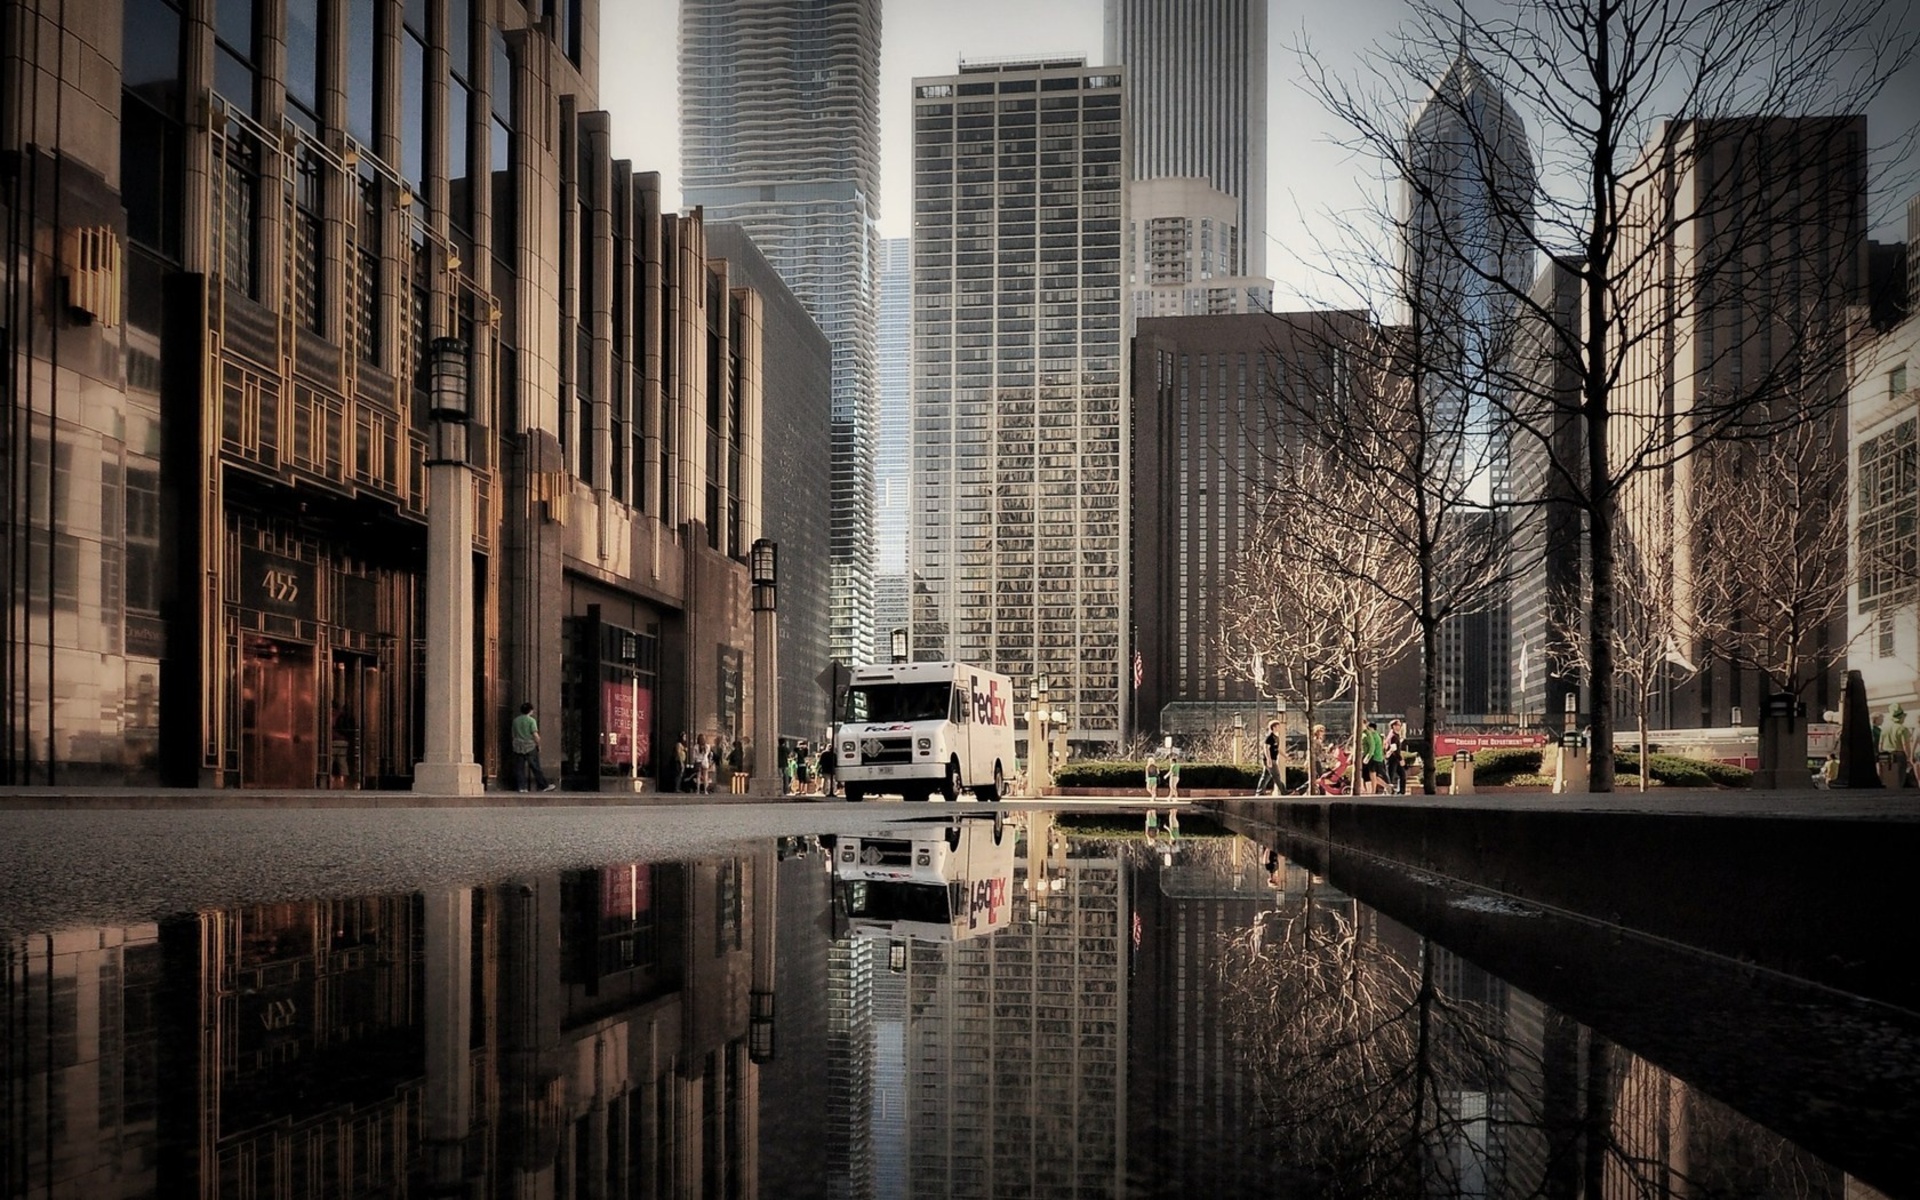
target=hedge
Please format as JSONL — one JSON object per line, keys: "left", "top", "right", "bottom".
{"left": 1054, "top": 760, "right": 1308, "bottom": 792}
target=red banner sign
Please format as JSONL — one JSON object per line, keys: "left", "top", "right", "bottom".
{"left": 603, "top": 681, "right": 652, "bottom": 767}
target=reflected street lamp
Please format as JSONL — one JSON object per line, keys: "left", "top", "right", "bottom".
{"left": 414, "top": 337, "right": 483, "bottom": 795}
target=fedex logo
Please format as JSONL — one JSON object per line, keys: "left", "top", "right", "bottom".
{"left": 968, "top": 876, "right": 1008, "bottom": 928}
{"left": 968, "top": 676, "right": 1010, "bottom": 728}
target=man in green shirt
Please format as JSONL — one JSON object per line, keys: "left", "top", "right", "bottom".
{"left": 1359, "top": 721, "right": 1386, "bottom": 795}
{"left": 510, "top": 702, "right": 557, "bottom": 792}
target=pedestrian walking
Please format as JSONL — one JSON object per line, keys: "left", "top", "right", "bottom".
{"left": 1254, "top": 719, "right": 1283, "bottom": 796}
{"left": 675, "top": 732, "right": 692, "bottom": 792}
{"left": 695, "top": 735, "right": 715, "bottom": 794}
{"left": 817, "top": 738, "right": 838, "bottom": 797}
{"left": 1359, "top": 721, "right": 1386, "bottom": 795}
{"left": 1166, "top": 750, "right": 1181, "bottom": 800}
{"left": 1144, "top": 754, "right": 1160, "bottom": 800}
{"left": 1384, "top": 719, "right": 1407, "bottom": 794}
{"left": 510, "top": 702, "right": 557, "bottom": 792}
{"left": 1889, "top": 707, "right": 1915, "bottom": 787}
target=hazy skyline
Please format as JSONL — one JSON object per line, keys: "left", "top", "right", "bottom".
{"left": 602, "top": 0, "right": 1919, "bottom": 313}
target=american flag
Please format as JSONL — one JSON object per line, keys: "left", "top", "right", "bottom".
{"left": 1131, "top": 649, "right": 1143, "bottom": 690}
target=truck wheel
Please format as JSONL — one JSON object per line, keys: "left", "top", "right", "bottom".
{"left": 940, "top": 760, "right": 963, "bottom": 802}
{"left": 843, "top": 785, "right": 865, "bottom": 803}
{"left": 973, "top": 763, "right": 1004, "bottom": 803}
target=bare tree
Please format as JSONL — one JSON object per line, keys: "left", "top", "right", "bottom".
{"left": 1224, "top": 456, "right": 1420, "bottom": 792}
{"left": 1552, "top": 534, "right": 1706, "bottom": 790}
{"left": 1692, "top": 418, "right": 1857, "bottom": 698}
{"left": 1274, "top": 322, "right": 1526, "bottom": 792}
{"left": 1297, "top": 0, "right": 1915, "bottom": 790}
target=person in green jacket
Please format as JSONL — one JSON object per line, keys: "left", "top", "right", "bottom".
{"left": 1359, "top": 721, "right": 1386, "bottom": 795}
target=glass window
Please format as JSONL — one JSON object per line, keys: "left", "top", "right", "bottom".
{"left": 347, "top": 0, "right": 376, "bottom": 145}
{"left": 122, "top": 0, "right": 182, "bottom": 111}
{"left": 285, "top": 0, "right": 319, "bottom": 123}
{"left": 449, "top": 0, "right": 472, "bottom": 74}
{"left": 400, "top": 31, "right": 426, "bottom": 184}
{"left": 448, "top": 76, "right": 471, "bottom": 230}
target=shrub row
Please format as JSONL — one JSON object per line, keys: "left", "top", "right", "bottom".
{"left": 1055, "top": 748, "right": 1752, "bottom": 790}
{"left": 1054, "top": 761, "right": 1308, "bottom": 792}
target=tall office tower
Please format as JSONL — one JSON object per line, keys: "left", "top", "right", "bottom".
{"left": 1404, "top": 50, "right": 1535, "bottom": 721}
{"left": 1507, "top": 257, "right": 1586, "bottom": 726}
{"left": 681, "top": 0, "right": 883, "bottom": 670}
{"left": 1127, "top": 178, "right": 1273, "bottom": 320}
{"left": 910, "top": 60, "right": 1129, "bottom": 745}
{"left": 1130, "top": 311, "right": 1420, "bottom": 730}
{"left": 870, "top": 237, "right": 912, "bottom": 663}
{"left": 1619, "top": 117, "right": 1867, "bottom": 727}
{"left": 1104, "top": 0, "right": 1268, "bottom": 278}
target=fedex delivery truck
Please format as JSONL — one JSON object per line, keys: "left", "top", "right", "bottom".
{"left": 832, "top": 814, "right": 1016, "bottom": 943}
{"left": 836, "top": 661, "right": 1017, "bottom": 802}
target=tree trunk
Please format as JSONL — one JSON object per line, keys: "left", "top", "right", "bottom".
{"left": 1582, "top": 8, "right": 1617, "bottom": 793}
{"left": 1420, "top": 618, "right": 1440, "bottom": 794}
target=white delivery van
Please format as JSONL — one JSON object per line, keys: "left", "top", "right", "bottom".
{"left": 835, "top": 661, "right": 1017, "bottom": 802}
{"left": 832, "top": 815, "right": 1016, "bottom": 943}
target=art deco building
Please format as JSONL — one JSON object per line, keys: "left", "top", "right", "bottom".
{"left": 680, "top": 0, "right": 883, "bottom": 672}
{"left": 1103, "top": 0, "right": 1267, "bottom": 279}
{"left": 871, "top": 235, "right": 912, "bottom": 663}
{"left": 0, "top": 0, "right": 817, "bottom": 789}
{"left": 909, "top": 58, "right": 1128, "bottom": 745}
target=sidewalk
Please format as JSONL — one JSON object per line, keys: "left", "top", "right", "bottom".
{"left": 0, "top": 783, "right": 829, "bottom": 809}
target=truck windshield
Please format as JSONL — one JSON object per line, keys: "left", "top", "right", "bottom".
{"left": 844, "top": 681, "right": 952, "bottom": 723}
{"left": 841, "top": 880, "right": 956, "bottom": 925}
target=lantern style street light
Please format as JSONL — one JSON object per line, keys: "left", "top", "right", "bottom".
{"left": 890, "top": 627, "right": 908, "bottom": 664}
{"left": 621, "top": 632, "right": 643, "bottom": 791}
{"left": 414, "top": 337, "right": 483, "bottom": 795}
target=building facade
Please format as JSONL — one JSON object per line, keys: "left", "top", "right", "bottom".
{"left": 1126, "top": 177, "right": 1272, "bottom": 321}
{"left": 1103, "top": 0, "right": 1267, "bottom": 279}
{"left": 680, "top": 0, "right": 882, "bottom": 673}
{"left": 870, "top": 234, "right": 911, "bottom": 664}
{"left": 1619, "top": 116, "right": 1868, "bottom": 727}
{"left": 705, "top": 222, "right": 834, "bottom": 744}
{"left": 908, "top": 58, "right": 1129, "bottom": 746}
{"left": 0, "top": 0, "right": 801, "bottom": 789}
{"left": 1847, "top": 197, "right": 1918, "bottom": 718}
{"left": 1506, "top": 256, "right": 1586, "bottom": 727}
{"left": 1129, "top": 311, "right": 1420, "bottom": 734}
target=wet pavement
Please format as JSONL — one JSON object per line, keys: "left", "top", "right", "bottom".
{"left": 1, "top": 793, "right": 1914, "bottom": 1197}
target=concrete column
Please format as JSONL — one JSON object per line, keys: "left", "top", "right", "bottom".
{"left": 415, "top": 455, "right": 484, "bottom": 793}
{"left": 423, "top": 889, "right": 473, "bottom": 1191}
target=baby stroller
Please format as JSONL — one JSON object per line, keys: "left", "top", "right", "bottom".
{"left": 1313, "top": 745, "right": 1353, "bottom": 795}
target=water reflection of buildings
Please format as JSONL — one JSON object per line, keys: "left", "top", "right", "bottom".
{"left": 2, "top": 849, "right": 780, "bottom": 1197}
{"left": 826, "top": 824, "right": 1126, "bottom": 1198}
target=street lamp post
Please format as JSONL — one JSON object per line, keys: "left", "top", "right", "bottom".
{"left": 414, "top": 337, "right": 484, "bottom": 795}
{"left": 1232, "top": 712, "right": 1245, "bottom": 765}
{"left": 1028, "top": 676, "right": 1051, "bottom": 795}
{"left": 621, "top": 633, "right": 643, "bottom": 792}
{"left": 751, "top": 540, "right": 779, "bottom": 793}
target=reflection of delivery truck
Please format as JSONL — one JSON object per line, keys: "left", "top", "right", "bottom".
{"left": 836, "top": 661, "right": 1017, "bottom": 801}
{"left": 833, "top": 816, "right": 1017, "bottom": 942}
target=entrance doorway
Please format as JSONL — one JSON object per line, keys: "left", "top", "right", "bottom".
{"left": 242, "top": 637, "right": 317, "bottom": 788}
{"left": 328, "top": 652, "right": 384, "bottom": 789}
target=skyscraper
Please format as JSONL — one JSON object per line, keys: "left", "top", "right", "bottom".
{"left": 681, "top": 0, "right": 883, "bottom": 670}
{"left": 871, "top": 237, "right": 912, "bottom": 664}
{"left": 1403, "top": 49, "right": 1536, "bottom": 720}
{"left": 909, "top": 59, "right": 1129, "bottom": 745}
{"left": 1104, "top": 0, "right": 1268, "bottom": 278}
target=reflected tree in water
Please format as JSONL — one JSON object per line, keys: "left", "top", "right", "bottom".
{"left": 1214, "top": 879, "right": 1851, "bottom": 1198}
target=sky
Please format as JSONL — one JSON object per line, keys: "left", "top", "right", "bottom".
{"left": 600, "top": 0, "right": 1920, "bottom": 313}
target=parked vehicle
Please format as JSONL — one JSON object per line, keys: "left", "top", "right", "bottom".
{"left": 835, "top": 661, "right": 1016, "bottom": 801}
